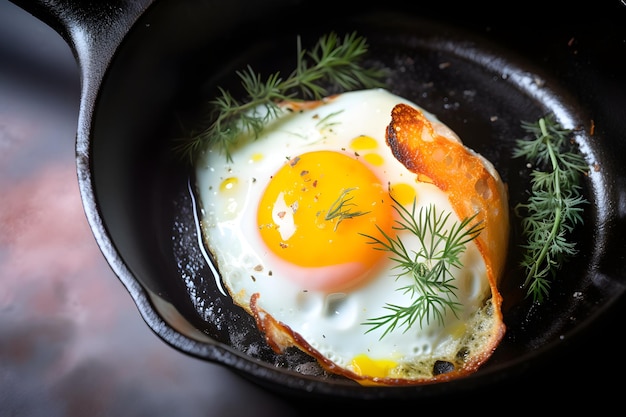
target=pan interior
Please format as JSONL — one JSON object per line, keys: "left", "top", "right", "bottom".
{"left": 87, "top": 0, "right": 625, "bottom": 397}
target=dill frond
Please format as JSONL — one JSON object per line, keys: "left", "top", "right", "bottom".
{"left": 513, "top": 114, "right": 589, "bottom": 303}
{"left": 360, "top": 197, "right": 483, "bottom": 339}
{"left": 323, "top": 188, "right": 370, "bottom": 232}
{"left": 175, "top": 31, "right": 386, "bottom": 164}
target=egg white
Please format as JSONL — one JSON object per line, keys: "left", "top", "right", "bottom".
{"left": 195, "top": 89, "right": 493, "bottom": 381}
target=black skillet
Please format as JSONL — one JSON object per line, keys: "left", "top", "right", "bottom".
{"left": 11, "top": 0, "right": 626, "bottom": 403}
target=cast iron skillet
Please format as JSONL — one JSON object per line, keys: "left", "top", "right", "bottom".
{"left": 12, "top": 0, "right": 626, "bottom": 403}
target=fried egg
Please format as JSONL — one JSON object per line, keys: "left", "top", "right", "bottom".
{"left": 195, "top": 88, "right": 508, "bottom": 385}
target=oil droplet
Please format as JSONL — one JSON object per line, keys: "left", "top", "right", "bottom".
{"left": 390, "top": 182, "right": 416, "bottom": 206}
{"left": 350, "top": 135, "right": 378, "bottom": 151}
{"left": 249, "top": 152, "right": 264, "bottom": 163}
{"left": 219, "top": 177, "right": 239, "bottom": 193}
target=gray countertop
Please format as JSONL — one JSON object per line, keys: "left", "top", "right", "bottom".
{"left": 0, "top": 2, "right": 302, "bottom": 415}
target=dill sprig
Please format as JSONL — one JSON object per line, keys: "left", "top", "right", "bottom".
{"left": 323, "top": 188, "right": 370, "bottom": 231}
{"left": 360, "top": 197, "right": 483, "bottom": 339}
{"left": 176, "top": 31, "right": 386, "bottom": 163}
{"left": 512, "top": 114, "right": 589, "bottom": 303}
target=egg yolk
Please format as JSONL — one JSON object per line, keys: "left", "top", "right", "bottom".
{"left": 350, "top": 354, "right": 398, "bottom": 379}
{"left": 257, "top": 150, "right": 393, "bottom": 292}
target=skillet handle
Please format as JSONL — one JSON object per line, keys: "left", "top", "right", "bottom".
{"left": 8, "top": 0, "right": 154, "bottom": 93}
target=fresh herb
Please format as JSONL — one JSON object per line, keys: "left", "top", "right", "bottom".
{"left": 177, "top": 31, "right": 386, "bottom": 163}
{"left": 512, "top": 114, "right": 589, "bottom": 303}
{"left": 323, "top": 188, "right": 370, "bottom": 231}
{"left": 315, "top": 110, "right": 344, "bottom": 131}
{"left": 361, "top": 197, "right": 483, "bottom": 339}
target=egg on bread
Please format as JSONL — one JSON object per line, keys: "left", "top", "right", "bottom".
{"left": 195, "top": 88, "right": 509, "bottom": 385}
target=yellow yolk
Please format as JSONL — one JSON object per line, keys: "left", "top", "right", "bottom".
{"left": 350, "top": 354, "right": 398, "bottom": 379}
{"left": 257, "top": 150, "right": 393, "bottom": 292}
